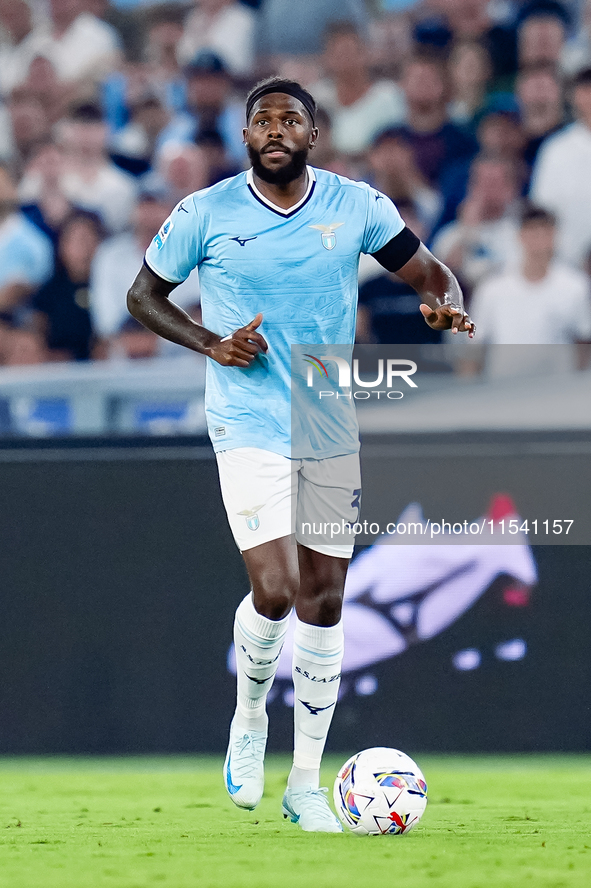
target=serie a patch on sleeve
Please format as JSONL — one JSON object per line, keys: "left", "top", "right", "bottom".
{"left": 154, "top": 218, "right": 174, "bottom": 250}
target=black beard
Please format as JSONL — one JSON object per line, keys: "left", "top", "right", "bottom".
{"left": 247, "top": 144, "right": 309, "bottom": 186}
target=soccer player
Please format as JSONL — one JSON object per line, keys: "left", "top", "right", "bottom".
{"left": 127, "top": 77, "right": 474, "bottom": 832}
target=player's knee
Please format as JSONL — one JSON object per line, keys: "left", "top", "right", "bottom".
{"left": 252, "top": 574, "right": 297, "bottom": 621}
{"left": 299, "top": 573, "right": 344, "bottom": 625}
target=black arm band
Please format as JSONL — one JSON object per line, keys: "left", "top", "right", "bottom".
{"left": 371, "top": 226, "right": 421, "bottom": 273}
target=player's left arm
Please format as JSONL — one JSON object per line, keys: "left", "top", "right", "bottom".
{"left": 373, "top": 235, "right": 475, "bottom": 337}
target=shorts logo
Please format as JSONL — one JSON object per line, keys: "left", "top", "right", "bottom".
{"left": 238, "top": 504, "right": 265, "bottom": 531}
{"left": 154, "top": 218, "right": 173, "bottom": 250}
{"left": 309, "top": 222, "right": 344, "bottom": 251}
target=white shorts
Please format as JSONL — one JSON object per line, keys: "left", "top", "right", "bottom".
{"left": 216, "top": 447, "right": 361, "bottom": 558}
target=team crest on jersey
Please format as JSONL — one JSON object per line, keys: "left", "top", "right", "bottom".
{"left": 238, "top": 504, "right": 265, "bottom": 531}
{"left": 154, "top": 218, "right": 173, "bottom": 250}
{"left": 309, "top": 222, "right": 344, "bottom": 251}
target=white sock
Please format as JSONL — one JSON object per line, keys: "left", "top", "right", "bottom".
{"left": 233, "top": 593, "right": 290, "bottom": 733}
{"left": 289, "top": 618, "right": 344, "bottom": 789}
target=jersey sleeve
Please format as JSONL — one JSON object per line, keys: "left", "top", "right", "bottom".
{"left": 361, "top": 188, "right": 406, "bottom": 255}
{"left": 144, "top": 196, "right": 203, "bottom": 284}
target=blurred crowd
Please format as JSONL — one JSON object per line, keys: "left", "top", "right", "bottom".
{"left": 1, "top": 0, "right": 591, "bottom": 368}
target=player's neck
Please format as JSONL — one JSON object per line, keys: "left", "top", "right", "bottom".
{"left": 251, "top": 168, "right": 310, "bottom": 211}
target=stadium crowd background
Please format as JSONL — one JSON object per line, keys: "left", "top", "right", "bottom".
{"left": 1, "top": 0, "right": 591, "bottom": 368}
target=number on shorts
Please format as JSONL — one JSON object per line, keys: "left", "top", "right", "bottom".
{"left": 351, "top": 488, "right": 361, "bottom": 523}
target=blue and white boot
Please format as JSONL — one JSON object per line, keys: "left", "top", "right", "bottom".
{"left": 223, "top": 718, "right": 267, "bottom": 810}
{"left": 282, "top": 786, "right": 343, "bottom": 832}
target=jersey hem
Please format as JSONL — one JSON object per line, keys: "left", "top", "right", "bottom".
{"left": 211, "top": 437, "right": 361, "bottom": 460}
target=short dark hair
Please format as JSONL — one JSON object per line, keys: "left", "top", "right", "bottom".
{"left": 245, "top": 77, "right": 317, "bottom": 125}
{"left": 520, "top": 203, "right": 556, "bottom": 226}
{"left": 68, "top": 102, "right": 104, "bottom": 124}
{"left": 517, "top": 0, "right": 571, "bottom": 29}
{"left": 58, "top": 209, "right": 106, "bottom": 245}
{"left": 572, "top": 66, "right": 591, "bottom": 89}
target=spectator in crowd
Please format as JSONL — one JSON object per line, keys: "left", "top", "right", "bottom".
{"left": 33, "top": 0, "right": 122, "bottom": 85}
{"left": 436, "top": 94, "right": 525, "bottom": 234}
{"left": 475, "top": 96, "right": 525, "bottom": 165}
{"left": 562, "top": 0, "right": 591, "bottom": 74}
{"left": 19, "top": 139, "right": 73, "bottom": 244}
{"left": 465, "top": 204, "right": 591, "bottom": 375}
{"left": 305, "top": 107, "right": 354, "bottom": 178}
{"left": 142, "top": 5, "right": 186, "bottom": 113}
{"left": 177, "top": 0, "right": 256, "bottom": 78}
{"left": 516, "top": 0, "right": 570, "bottom": 71}
{"left": 1, "top": 86, "right": 51, "bottom": 172}
{"left": 357, "top": 197, "right": 442, "bottom": 345}
{"left": 530, "top": 66, "right": 591, "bottom": 266}
{"left": 432, "top": 154, "right": 522, "bottom": 291}
{"left": 366, "top": 128, "right": 442, "bottom": 239}
{"left": 89, "top": 188, "right": 200, "bottom": 351}
{"left": 416, "top": 0, "right": 517, "bottom": 85}
{"left": 0, "top": 164, "right": 53, "bottom": 318}
{"left": 110, "top": 315, "right": 159, "bottom": 360}
{"left": 151, "top": 142, "right": 209, "bottom": 204}
{"left": 257, "top": 0, "right": 367, "bottom": 59}
{"left": 52, "top": 102, "right": 137, "bottom": 232}
{"left": 447, "top": 39, "right": 492, "bottom": 131}
{"left": 516, "top": 63, "right": 564, "bottom": 177}
{"left": 31, "top": 210, "right": 103, "bottom": 361}
{"left": 20, "top": 54, "right": 72, "bottom": 125}
{"left": 396, "top": 52, "right": 478, "bottom": 191}
{"left": 194, "top": 129, "right": 242, "bottom": 185}
{"left": 311, "top": 21, "right": 405, "bottom": 156}
{"left": 109, "top": 90, "right": 172, "bottom": 175}
{"left": 0, "top": 0, "right": 43, "bottom": 97}
{"left": 0, "top": 321, "right": 47, "bottom": 365}
{"left": 160, "top": 51, "right": 245, "bottom": 166}
{"left": 101, "top": 8, "right": 186, "bottom": 137}
{"left": 366, "top": 3, "right": 414, "bottom": 82}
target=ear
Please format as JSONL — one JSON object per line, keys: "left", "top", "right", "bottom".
{"left": 242, "top": 126, "right": 249, "bottom": 145}
{"left": 309, "top": 127, "right": 319, "bottom": 149}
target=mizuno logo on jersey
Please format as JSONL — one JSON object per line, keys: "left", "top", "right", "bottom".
{"left": 309, "top": 222, "right": 344, "bottom": 251}
{"left": 230, "top": 236, "right": 258, "bottom": 246}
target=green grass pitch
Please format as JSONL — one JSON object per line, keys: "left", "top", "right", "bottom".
{"left": 0, "top": 754, "right": 589, "bottom": 888}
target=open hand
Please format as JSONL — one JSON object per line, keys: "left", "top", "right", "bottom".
{"left": 420, "top": 303, "right": 475, "bottom": 337}
{"left": 207, "top": 313, "right": 268, "bottom": 367}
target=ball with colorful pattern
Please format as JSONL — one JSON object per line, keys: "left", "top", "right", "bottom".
{"left": 334, "top": 747, "right": 427, "bottom": 835}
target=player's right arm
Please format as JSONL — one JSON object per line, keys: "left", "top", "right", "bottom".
{"left": 127, "top": 266, "right": 267, "bottom": 367}
{"left": 126, "top": 197, "right": 267, "bottom": 367}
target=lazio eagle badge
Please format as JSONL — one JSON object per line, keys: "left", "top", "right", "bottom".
{"left": 309, "top": 222, "right": 344, "bottom": 251}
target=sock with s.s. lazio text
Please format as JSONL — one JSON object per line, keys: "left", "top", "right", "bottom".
{"left": 233, "top": 593, "right": 290, "bottom": 734}
{"left": 289, "top": 618, "right": 344, "bottom": 789}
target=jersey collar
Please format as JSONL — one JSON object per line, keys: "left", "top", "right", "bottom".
{"left": 246, "top": 166, "right": 316, "bottom": 218}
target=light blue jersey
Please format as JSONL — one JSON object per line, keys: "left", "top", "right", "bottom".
{"left": 144, "top": 167, "right": 404, "bottom": 457}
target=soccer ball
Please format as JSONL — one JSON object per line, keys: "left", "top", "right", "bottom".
{"left": 333, "top": 747, "right": 427, "bottom": 835}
